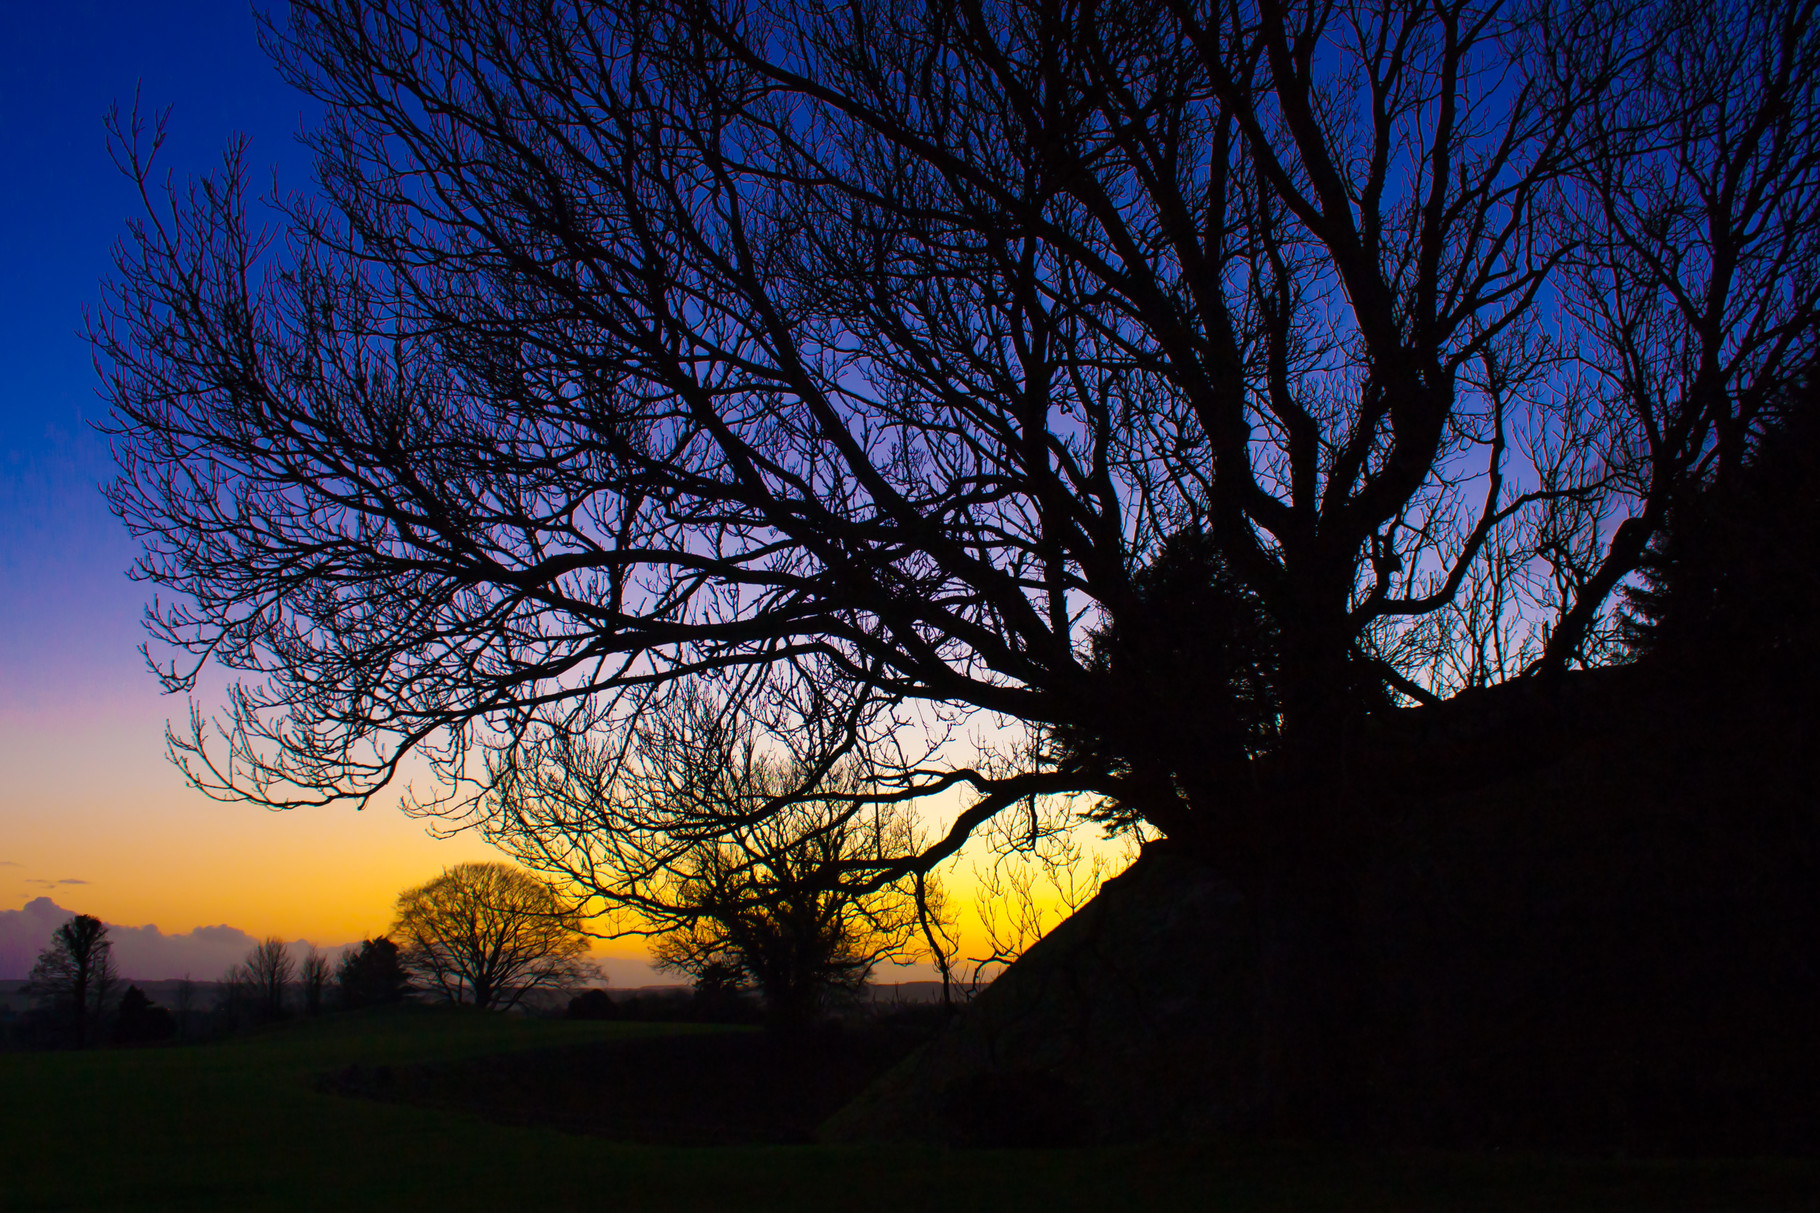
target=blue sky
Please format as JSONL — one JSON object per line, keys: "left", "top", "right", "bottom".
{"left": 2, "top": 0, "right": 320, "bottom": 717}
{"left": 0, "top": 3, "right": 555, "bottom": 971}
{"left": 0, "top": 2, "right": 953, "bottom": 984}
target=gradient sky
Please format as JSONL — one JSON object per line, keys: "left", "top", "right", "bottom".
{"left": 0, "top": 1, "right": 667, "bottom": 978}
{"left": 0, "top": 1, "right": 1088, "bottom": 986}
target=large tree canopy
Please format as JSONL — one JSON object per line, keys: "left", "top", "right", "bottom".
{"left": 97, "top": 0, "right": 1820, "bottom": 879}
{"left": 392, "top": 862, "right": 594, "bottom": 1009}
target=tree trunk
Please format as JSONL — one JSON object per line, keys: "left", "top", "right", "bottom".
{"left": 71, "top": 967, "right": 89, "bottom": 1050}
{"left": 1189, "top": 570, "right": 1372, "bottom": 1133}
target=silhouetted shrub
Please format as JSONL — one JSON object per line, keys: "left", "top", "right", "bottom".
{"left": 112, "top": 986, "right": 176, "bottom": 1045}
{"left": 689, "top": 959, "right": 758, "bottom": 1024}
{"left": 335, "top": 937, "right": 411, "bottom": 1010}
{"left": 566, "top": 989, "right": 617, "bottom": 1020}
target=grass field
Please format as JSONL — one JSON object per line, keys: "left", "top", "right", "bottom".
{"left": 3, "top": 1007, "right": 1818, "bottom": 1211}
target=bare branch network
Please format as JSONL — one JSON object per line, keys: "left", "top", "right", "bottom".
{"left": 95, "top": 0, "right": 1820, "bottom": 886}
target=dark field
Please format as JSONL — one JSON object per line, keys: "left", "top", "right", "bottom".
{"left": 316, "top": 1018, "right": 933, "bottom": 1145}
{"left": 3, "top": 1006, "right": 1819, "bottom": 1211}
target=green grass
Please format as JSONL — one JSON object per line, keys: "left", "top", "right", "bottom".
{"left": 2, "top": 1008, "right": 1817, "bottom": 1211}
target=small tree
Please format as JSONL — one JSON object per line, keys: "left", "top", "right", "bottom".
{"left": 112, "top": 986, "right": 176, "bottom": 1045}
{"left": 334, "top": 937, "right": 411, "bottom": 1010}
{"left": 299, "top": 946, "right": 331, "bottom": 1016}
{"left": 230, "top": 937, "right": 294, "bottom": 1023}
{"left": 649, "top": 805, "right": 937, "bottom": 1031}
{"left": 492, "top": 688, "right": 946, "bottom": 1031}
{"left": 26, "top": 914, "right": 119, "bottom": 1048}
{"left": 392, "top": 864, "right": 594, "bottom": 1011}
{"left": 686, "top": 958, "right": 754, "bottom": 1023}
{"left": 171, "top": 975, "right": 199, "bottom": 1040}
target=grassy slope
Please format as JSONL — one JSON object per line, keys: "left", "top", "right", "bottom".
{"left": 1, "top": 1007, "right": 1816, "bottom": 1212}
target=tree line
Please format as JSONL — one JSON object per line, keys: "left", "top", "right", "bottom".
{"left": 7, "top": 840, "right": 932, "bottom": 1048}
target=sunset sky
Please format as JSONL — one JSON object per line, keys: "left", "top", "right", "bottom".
{"left": 0, "top": 0, "right": 1734, "bottom": 1008}
{"left": 0, "top": 1, "right": 1068, "bottom": 984}
{"left": 0, "top": 0, "right": 646, "bottom": 978}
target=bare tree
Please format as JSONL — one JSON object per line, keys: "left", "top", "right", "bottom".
{"left": 1536, "top": 0, "right": 1820, "bottom": 667}
{"left": 96, "top": 0, "right": 1820, "bottom": 863}
{"left": 491, "top": 688, "right": 942, "bottom": 1029}
{"left": 172, "top": 975, "right": 199, "bottom": 1040}
{"left": 299, "top": 946, "right": 331, "bottom": 1016}
{"left": 392, "top": 863, "right": 594, "bottom": 1010}
{"left": 26, "top": 914, "right": 119, "bottom": 1048}
{"left": 91, "top": 0, "right": 1820, "bottom": 1106}
{"left": 232, "top": 936, "right": 295, "bottom": 1023}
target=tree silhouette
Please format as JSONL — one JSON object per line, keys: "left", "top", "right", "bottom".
{"left": 566, "top": 988, "right": 618, "bottom": 1021}
{"left": 91, "top": 0, "right": 1820, "bottom": 1108}
{"left": 230, "top": 937, "right": 295, "bottom": 1023}
{"left": 299, "top": 946, "right": 331, "bottom": 1016}
{"left": 686, "top": 959, "right": 757, "bottom": 1024}
{"left": 112, "top": 986, "right": 176, "bottom": 1045}
{"left": 490, "top": 687, "right": 944, "bottom": 1031}
{"left": 26, "top": 914, "right": 119, "bottom": 1048}
{"left": 648, "top": 804, "right": 934, "bottom": 1030}
{"left": 96, "top": 0, "right": 1820, "bottom": 870}
{"left": 392, "top": 863, "right": 594, "bottom": 1011}
{"left": 334, "top": 937, "right": 411, "bottom": 1010}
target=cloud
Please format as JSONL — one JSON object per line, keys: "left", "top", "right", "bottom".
{"left": 25, "top": 878, "right": 91, "bottom": 888}
{"left": 0, "top": 861, "right": 21, "bottom": 867}
{"left": 0, "top": 897, "right": 354, "bottom": 981}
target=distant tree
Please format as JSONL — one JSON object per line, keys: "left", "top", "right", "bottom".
{"left": 492, "top": 688, "right": 945, "bottom": 1031}
{"left": 648, "top": 809, "right": 936, "bottom": 1031}
{"left": 171, "top": 975, "right": 199, "bottom": 1040}
{"left": 392, "top": 864, "right": 594, "bottom": 1011}
{"left": 112, "top": 986, "right": 176, "bottom": 1045}
{"left": 565, "top": 988, "right": 617, "bottom": 1021}
{"left": 686, "top": 959, "right": 757, "bottom": 1025}
{"left": 334, "top": 937, "right": 411, "bottom": 1010}
{"left": 231, "top": 937, "right": 294, "bottom": 1023}
{"left": 26, "top": 914, "right": 119, "bottom": 1048}
{"left": 299, "top": 946, "right": 331, "bottom": 1017}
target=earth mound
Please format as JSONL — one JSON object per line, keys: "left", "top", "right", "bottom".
{"left": 827, "top": 666, "right": 1820, "bottom": 1154}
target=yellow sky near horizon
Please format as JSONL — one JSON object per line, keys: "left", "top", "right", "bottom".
{"left": 0, "top": 0, "right": 1114, "bottom": 991}
{"left": 0, "top": 682, "right": 1112, "bottom": 986}
{"left": 3, "top": 701, "right": 500, "bottom": 943}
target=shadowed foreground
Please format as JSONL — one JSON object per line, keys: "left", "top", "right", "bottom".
{"left": 2, "top": 1006, "right": 1818, "bottom": 1211}
{"left": 317, "top": 1020, "right": 933, "bottom": 1144}
{"left": 831, "top": 665, "right": 1820, "bottom": 1153}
